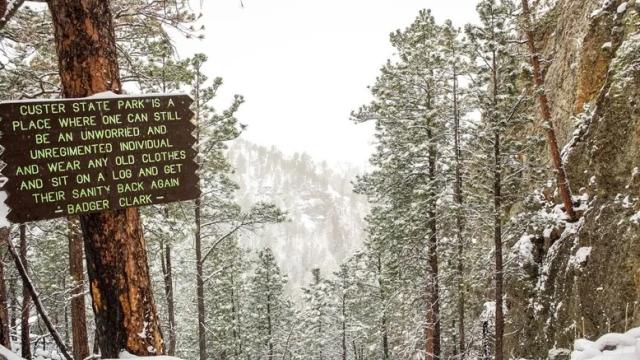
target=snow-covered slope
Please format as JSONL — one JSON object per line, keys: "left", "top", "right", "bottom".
{"left": 227, "top": 139, "right": 369, "bottom": 295}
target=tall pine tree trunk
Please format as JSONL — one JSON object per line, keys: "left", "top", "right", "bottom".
{"left": 20, "top": 224, "right": 31, "bottom": 360}
{"left": 266, "top": 284, "right": 274, "bottom": 360}
{"left": 47, "top": 1, "right": 164, "bottom": 356}
{"left": 68, "top": 218, "right": 89, "bottom": 360}
{"left": 377, "top": 255, "right": 389, "bottom": 360}
{"left": 0, "top": 228, "right": 11, "bottom": 349}
{"left": 195, "top": 198, "right": 207, "bottom": 360}
{"left": 341, "top": 294, "right": 347, "bottom": 360}
{"left": 193, "top": 60, "right": 208, "bottom": 360}
{"left": 161, "top": 242, "right": 177, "bottom": 356}
{"left": 425, "top": 128, "right": 441, "bottom": 360}
{"left": 9, "top": 274, "right": 16, "bottom": 331}
{"left": 491, "top": 47, "right": 504, "bottom": 360}
{"left": 520, "top": 0, "right": 576, "bottom": 221}
{"left": 452, "top": 62, "right": 466, "bottom": 359}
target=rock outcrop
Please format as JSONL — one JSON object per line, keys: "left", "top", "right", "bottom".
{"left": 506, "top": 1, "right": 640, "bottom": 358}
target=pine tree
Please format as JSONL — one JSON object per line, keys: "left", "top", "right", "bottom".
{"left": 353, "top": 10, "right": 452, "bottom": 359}
{"left": 465, "top": 1, "right": 541, "bottom": 358}
{"left": 300, "top": 269, "right": 334, "bottom": 360}
{"left": 189, "top": 53, "right": 286, "bottom": 360}
{"left": 246, "top": 248, "right": 292, "bottom": 360}
{"left": 202, "top": 237, "right": 251, "bottom": 359}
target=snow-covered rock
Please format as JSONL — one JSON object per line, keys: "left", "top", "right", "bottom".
{"left": 571, "top": 327, "right": 640, "bottom": 359}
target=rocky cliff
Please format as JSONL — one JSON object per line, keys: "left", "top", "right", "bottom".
{"left": 506, "top": 1, "right": 640, "bottom": 358}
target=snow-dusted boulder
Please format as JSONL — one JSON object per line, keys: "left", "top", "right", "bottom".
{"left": 571, "top": 327, "right": 640, "bottom": 359}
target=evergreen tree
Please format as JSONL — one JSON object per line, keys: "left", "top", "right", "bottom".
{"left": 464, "top": 1, "right": 543, "bottom": 357}
{"left": 246, "top": 248, "right": 293, "bottom": 360}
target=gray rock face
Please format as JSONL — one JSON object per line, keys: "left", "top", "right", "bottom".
{"left": 506, "top": 1, "right": 640, "bottom": 358}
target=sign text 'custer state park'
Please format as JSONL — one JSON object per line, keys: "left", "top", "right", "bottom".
{"left": 0, "top": 92, "right": 200, "bottom": 223}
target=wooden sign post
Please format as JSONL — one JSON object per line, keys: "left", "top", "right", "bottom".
{"left": 0, "top": 94, "right": 200, "bottom": 223}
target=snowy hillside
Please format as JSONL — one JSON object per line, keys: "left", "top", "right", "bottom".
{"left": 227, "top": 139, "right": 369, "bottom": 295}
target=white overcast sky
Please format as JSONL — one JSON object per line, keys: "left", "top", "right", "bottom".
{"left": 181, "top": 0, "right": 480, "bottom": 166}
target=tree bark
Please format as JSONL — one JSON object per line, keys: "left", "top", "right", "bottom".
{"left": 491, "top": 43, "right": 504, "bottom": 360}
{"left": 0, "top": 228, "right": 11, "bottom": 349}
{"left": 341, "top": 293, "right": 346, "bottom": 360}
{"left": 0, "top": 0, "right": 6, "bottom": 22}
{"left": 195, "top": 197, "right": 207, "bottom": 360}
{"left": 425, "top": 128, "right": 441, "bottom": 360}
{"left": 521, "top": 0, "right": 576, "bottom": 221}
{"left": 47, "top": 1, "right": 164, "bottom": 357}
{"left": 452, "top": 60, "right": 466, "bottom": 359}
{"left": 377, "top": 254, "right": 389, "bottom": 360}
{"left": 68, "top": 218, "right": 89, "bottom": 360}
{"left": 265, "top": 269, "right": 274, "bottom": 360}
{"left": 194, "top": 61, "right": 208, "bottom": 359}
{"left": 9, "top": 273, "right": 16, "bottom": 330}
{"left": 161, "top": 242, "right": 177, "bottom": 356}
{"left": 19, "top": 225, "right": 31, "bottom": 360}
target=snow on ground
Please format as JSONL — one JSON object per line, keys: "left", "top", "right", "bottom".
{"left": 571, "top": 327, "right": 640, "bottom": 359}
{"left": 0, "top": 346, "right": 184, "bottom": 360}
{"left": 116, "top": 351, "right": 182, "bottom": 359}
{"left": 0, "top": 345, "right": 23, "bottom": 360}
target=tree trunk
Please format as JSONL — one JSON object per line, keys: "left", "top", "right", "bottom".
{"left": 19, "top": 225, "right": 31, "bottom": 360}
{"left": 341, "top": 294, "right": 347, "bottom": 360}
{"left": 452, "top": 61, "right": 466, "bottom": 359}
{"left": 68, "top": 218, "right": 89, "bottom": 360}
{"left": 47, "top": 1, "right": 164, "bottom": 356}
{"left": 493, "top": 130, "right": 504, "bottom": 360}
{"left": 377, "top": 255, "right": 389, "bottom": 360}
{"left": 0, "top": 0, "right": 6, "bottom": 25}
{"left": 482, "top": 322, "right": 490, "bottom": 360}
{"left": 425, "top": 129, "right": 441, "bottom": 360}
{"left": 0, "top": 228, "right": 11, "bottom": 349}
{"left": 193, "top": 59, "right": 208, "bottom": 360}
{"left": 266, "top": 277, "right": 274, "bottom": 360}
{"left": 92, "top": 328, "right": 100, "bottom": 355}
{"left": 195, "top": 198, "right": 207, "bottom": 360}
{"left": 9, "top": 274, "right": 16, "bottom": 330}
{"left": 521, "top": 0, "right": 576, "bottom": 221}
{"left": 161, "top": 242, "right": 177, "bottom": 356}
{"left": 312, "top": 269, "right": 324, "bottom": 360}
{"left": 491, "top": 46, "right": 504, "bottom": 360}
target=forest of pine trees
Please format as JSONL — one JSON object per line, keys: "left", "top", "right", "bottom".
{"left": 1, "top": 0, "right": 639, "bottom": 359}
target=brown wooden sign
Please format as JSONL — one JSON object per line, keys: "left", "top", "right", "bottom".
{"left": 0, "top": 93, "right": 200, "bottom": 223}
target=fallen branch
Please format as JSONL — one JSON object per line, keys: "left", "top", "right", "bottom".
{"left": 3, "top": 229, "right": 73, "bottom": 360}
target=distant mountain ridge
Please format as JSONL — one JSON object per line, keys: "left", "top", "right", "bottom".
{"left": 227, "top": 139, "right": 369, "bottom": 295}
